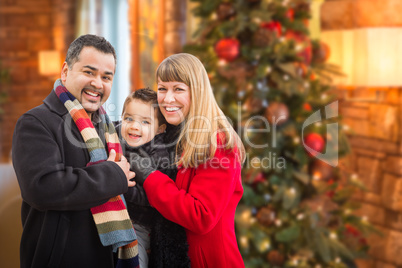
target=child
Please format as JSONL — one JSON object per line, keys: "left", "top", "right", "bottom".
{"left": 116, "top": 88, "right": 189, "bottom": 268}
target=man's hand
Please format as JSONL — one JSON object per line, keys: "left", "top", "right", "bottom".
{"left": 107, "top": 149, "right": 136, "bottom": 187}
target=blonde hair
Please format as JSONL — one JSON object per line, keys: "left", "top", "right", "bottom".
{"left": 156, "top": 53, "right": 245, "bottom": 168}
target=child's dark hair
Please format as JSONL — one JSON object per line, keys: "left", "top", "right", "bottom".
{"left": 122, "top": 87, "right": 166, "bottom": 126}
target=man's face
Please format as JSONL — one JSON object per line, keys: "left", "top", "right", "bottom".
{"left": 61, "top": 46, "right": 115, "bottom": 117}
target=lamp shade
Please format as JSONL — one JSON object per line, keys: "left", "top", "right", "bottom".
{"left": 321, "top": 28, "right": 402, "bottom": 87}
{"left": 39, "top": 50, "right": 61, "bottom": 76}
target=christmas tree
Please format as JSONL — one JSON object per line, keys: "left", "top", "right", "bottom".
{"left": 184, "top": 0, "right": 378, "bottom": 267}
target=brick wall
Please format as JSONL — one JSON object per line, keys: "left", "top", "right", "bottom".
{"left": 1, "top": 0, "right": 186, "bottom": 160}
{"left": 322, "top": 1, "right": 402, "bottom": 267}
{"left": 0, "top": 0, "right": 76, "bottom": 162}
{"left": 339, "top": 89, "right": 402, "bottom": 268}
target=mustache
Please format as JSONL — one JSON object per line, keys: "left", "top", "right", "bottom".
{"left": 82, "top": 87, "right": 104, "bottom": 98}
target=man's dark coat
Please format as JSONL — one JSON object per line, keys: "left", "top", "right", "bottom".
{"left": 12, "top": 91, "right": 128, "bottom": 268}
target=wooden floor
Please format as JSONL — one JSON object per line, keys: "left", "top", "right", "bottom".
{"left": 0, "top": 163, "right": 22, "bottom": 268}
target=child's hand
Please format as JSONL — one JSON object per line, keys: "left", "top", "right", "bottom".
{"left": 108, "top": 149, "right": 136, "bottom": 187}
{"left": 129, "top": 153, "right": 156, "bottom": 185}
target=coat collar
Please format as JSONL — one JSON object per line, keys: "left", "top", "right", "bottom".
{"left": 43, "top": 90, "right": 68, "bottom": 116}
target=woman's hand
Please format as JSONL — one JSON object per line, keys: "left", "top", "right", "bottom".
{"left": 129, "top": 152, "right": 157, "bottom": 185}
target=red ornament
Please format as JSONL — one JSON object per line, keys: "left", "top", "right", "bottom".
{"left": 299, "top": 42, "right": 312, "bottom": 65}
{"left": 285, "top": 30, "right": 304, "bottom": 42}
{"left": 345, "top": 224, "right": 360, "bottom": 237}
{"left": 253, "top": 172, "right": 266, "bottom": 184}
{"left": 244, "top": 171, "right": 265, "bottom": 184}
{"left": 286, "top": 8, "right": 295, "bottom": 22}
{"left": 303, "top": 103, "right": 312, "bottom": 111}
{"left": 215, "top": 38, "right": 240, "bottom": 62}
{"left": 304, "top": 133, "right": 325, "bottom": 157}
{"left": 325, "top": 179, "right": 336, "bottom": 197}
{"left": 260, "top": 21, "right": 282, "bottom": 37}
{"left": 285, "top": 31, "right": 312, "bottom": 65}
{"left": 326, "top": 190, "right": 335, "bottom": 199}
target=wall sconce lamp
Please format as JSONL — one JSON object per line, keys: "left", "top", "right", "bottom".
{"left": 38, "top": 50, "right": 61, "bottom": 77}
{"left": 321, "top": 27, "right": 402, "bottom": 102}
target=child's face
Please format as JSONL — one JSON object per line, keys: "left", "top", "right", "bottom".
{"left": 121, "top": 99, "right": 162, "bottom": 147}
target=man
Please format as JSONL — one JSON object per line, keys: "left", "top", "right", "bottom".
{"left": 12, "top": 34, "right": 136, "bottom": 268}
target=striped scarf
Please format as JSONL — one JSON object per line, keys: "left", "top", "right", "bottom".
{"left": 54, "top": 79, "right": 139, "bottom": 268}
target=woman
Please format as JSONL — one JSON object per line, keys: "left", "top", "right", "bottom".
{"left": 131, "top": 53, "right": 245, "bottom": 267}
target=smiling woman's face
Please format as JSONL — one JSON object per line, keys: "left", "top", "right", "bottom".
{"left": 157, "top": 78, "right": 191, "bottom": 126}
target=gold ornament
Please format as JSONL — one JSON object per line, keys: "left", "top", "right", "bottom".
{"left": 264, "top": 102, "right": 290, "bottom": 126}
{"left": 256, "top": 206, "right": 276, "bottom": 227}
{"left": 267, "top": 250, "right": 285, "bottom": 266}
{"left": 253, "top": 27, "right": 275, "bottom": 47}
{"left": 243, "top": 97, "right": 264, "bottom": 114}
{"left": 217, "top": 3, "right": 236, "bottom": 21}
{"left": 309, "top": 160, "right": 335, "bottom": 181}
{"left": 217, "top": 61, "right": 255, "bottom": 92}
